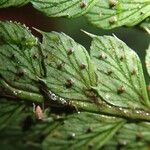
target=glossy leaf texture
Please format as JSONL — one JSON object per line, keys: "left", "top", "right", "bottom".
{"left": 102, "top": 122, "right": 150, "bottom": 150}
{"left": 86, "top": 0, "right": 150, "bottom": 29}
{"left": 31, "top": 0, "right": 98, "bottom": 18}
{"left": 42, "top": 112, "right": 125, "bottom": 150}
{"left": 0, "top": 0, "right": 29, "bottom": 8}
{"left": 146, "top": 43, "right": 150, "bottom": 77}
{"left": 89, "top": 33, "right": 150, "bottom": 109}
{"left": 40, "top": 31, "right": 97, "bottom": 102}
{"left": 0, "top": 21, "right": 44, "bottom": 96}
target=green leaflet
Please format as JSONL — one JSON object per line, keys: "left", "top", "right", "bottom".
{"left": 0, "top": 0, "right": 29, "bottom": 8}
{"left": 2, "top": 0, "right": 150, "bottom": 30}
{"left": 0, "top": 21, "right": 44, "bottom": 96}
{"left": 89, "top": 33, "right": 150, "bottom": 109}
{"left": 25, "top": 119, "right": 59, "bottom": 143}
{"left": 146, "top": 43, "right": 150, "bottom": 77}
{"left": 1, "top": 21, "right": 150, "bottom": 150}
{"left": 40, "top": 31, "right": 97, "bottom": 102}
{"left": 0, "top": 98, "right": 25, "bottom": 131}
{"left": 0, "top": 98, "right": 32, "bottom": 132}
{"left": 103, "top": 122, "right": 150, "bottom": 150}
{"left": 0, "top": 21, "right": 36, "bottom": 45}
{"left": 31, "top": 0, "right": 98, "bottom": 18}
{"left": 42, "top": 112, "right": 125, "bottom": 150}
{"left": 0, "top": 98, "right": 42, "bottom": 150}
{"left": 86, "top": 0, "right": 150, "bottom": 29}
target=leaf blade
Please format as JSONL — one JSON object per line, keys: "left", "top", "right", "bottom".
{"left": 0, "top": 21, "right": 44, "bottom": 97}
{"left": 0, "top": 98, "right": 26, "bottom": 132}
{"left": 40, "top": 31, "right": 97, "bottom": 102}
{"left": 90, "top": 34, "right": 149, "bottom": 109}
{"left": 86, "top": 0, "right": 150, "bottom": 29}
{"left": 42, "top": 112, "right": 125, "bottom": 150}
{"left": 0, "top": 0, "right": 29, "bottom": 8}
{"left": 103, "top": 122, "right": 150, "bottom": 150}
{"left": 31, "top": 0, "right": 98, "bottom": 18}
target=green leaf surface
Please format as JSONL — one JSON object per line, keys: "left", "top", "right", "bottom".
{"left": 31, "top": 0, "right": 98, "bottom": 18}
{"left": 42, "top": 112, "right": 125, "bottom": 150}
{"left": 0, "top": 21, "right": 44, "bottom": 94}
{"left": 0, "top": 98, "right": 25, "bottom": 131}
{"left": 90, "top": 33, "right": 149, "bottom": 109}
{"left": 1, "top": 21, "right": 150, "bottom": 150}
{"left": 0, "top": 0, "right": 29, "bottom": 8}
{"left": 103, "top": 122, "right": 150, "bottom": 150}
{"left": 0, "top": 98, "right": 43, "bottom": 150}
{"left": 86, "top": 0, "right": 150, "bottom": 29}
{"left": 2, "top": 0, "right": 150, "bottom": 30}
{"left": 40, "top": 31, "right": 97, "bottom": 102}
{"left": 146, "top": 43, "right": 150, "bottom": 77}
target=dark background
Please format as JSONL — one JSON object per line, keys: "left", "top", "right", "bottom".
{"left": 0, "top": 3, "right": 150, "bottom": 82}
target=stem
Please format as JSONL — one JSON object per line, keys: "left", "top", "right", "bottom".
{"left": 0, "top": 79, "right": 44, "bottom": 103}
{"left": 71, "top": 100, "right": 150, "bottom": 122}
{"left": 2, "top": 79, "right": 150, "bottom": 122}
